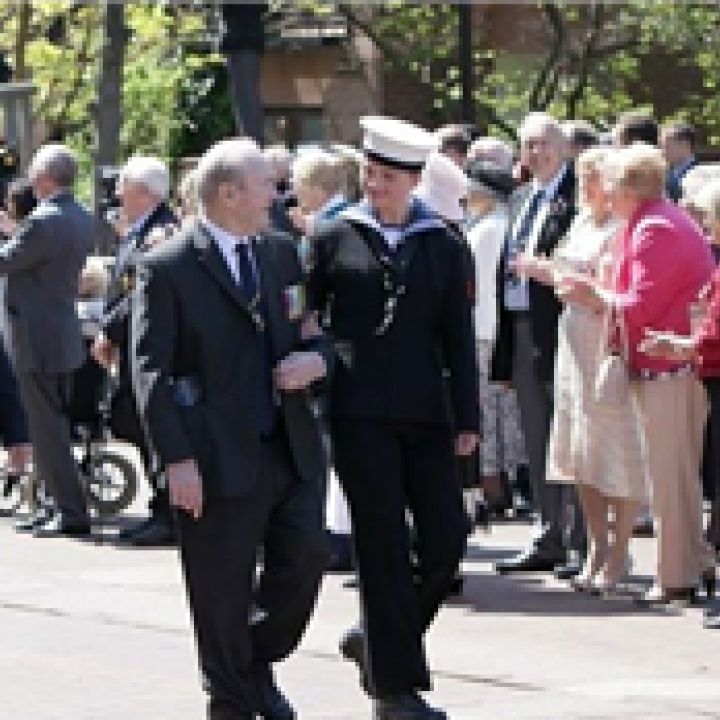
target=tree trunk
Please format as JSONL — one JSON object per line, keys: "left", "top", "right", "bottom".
{"left": 14, "top": 0, "right": 31, "bottom": 81}
{"left": 94, "top": 0, "right": 124, "bottom": 250}
{"left": 226, "top": 50, "right": 264, "bottom": 143}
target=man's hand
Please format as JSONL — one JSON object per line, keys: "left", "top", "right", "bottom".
{"left": 274, "top": 351, "right": 326, "bottom": 391}
{"left": 168, "top": 459, "right": 203, "bottom": 519}
{"left": 0, "top": 210, "right": 16, "bottom": 236}
{"left": 455, "top": 432, "right": 480, "bottom": 457}
{"left": 7, "top": 443, "right": 31, "bottom": 474}
{"left": 91, "top": 332, "right": 119, "bottom": 369}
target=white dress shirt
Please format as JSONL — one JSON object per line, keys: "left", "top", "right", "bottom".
{"left": 199, "top": 215, "right": 256, "bottom": 285}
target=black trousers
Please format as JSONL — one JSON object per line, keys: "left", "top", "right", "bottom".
{"left": 177, "top": 434, "right": 327, "bottom": 714}
{"left": 332, "top": 419, "right": 469, "bottom": 697}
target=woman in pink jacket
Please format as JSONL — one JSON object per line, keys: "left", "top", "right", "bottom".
{"left": 562, "top": 143, "right": 716, "bottom": 604}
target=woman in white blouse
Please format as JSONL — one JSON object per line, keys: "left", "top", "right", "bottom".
{"left": 465, "top": 159, "right": 527, "bottom": 507}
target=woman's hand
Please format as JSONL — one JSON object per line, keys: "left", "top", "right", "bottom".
{"left": 555, "top": 274, "right": 607, "bottom": 311}
{"left": 510, "top": 254, "right": 555, "bottom": 285}
{"left": 639, "top": 330, "right": 696, "bottom": 362}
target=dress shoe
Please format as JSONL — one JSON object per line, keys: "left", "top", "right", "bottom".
{"left": 495, "top": 551, "right": 564, "bottom": 574}
{"left": 120, "top": 515, "right": 175, "bottom": 546}
{"left": 207, "top": 698, "right": 252, "bottom": 720}
{"left": 14, "top": 506, "right": 55, "bottom": 534}
{"left": 1, "top": 472, "right": 21, "bottom": 498}
{"left": 339, "top": 627, "right": 369, "bottom": 691}
{"left": 633, "top": 516, "right": 655, "bottom": 538}
{"left": 33, "top": 514, "right": 91, "bottom": 539}
{"left": 373, "top": 692, "right": 447, "bottom": 720}
{"left": 253, "top": 664, "right": 295, "bottom": 720}
{"left": 634, "top": 585, "right": 698, "bottom": 606}
{"left": 704, "top": 614, "right": 720, "bottom": 630}
{"left": 554, "top": 559, "right": 582, "bottom": 580}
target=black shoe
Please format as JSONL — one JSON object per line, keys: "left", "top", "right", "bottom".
{"left": 1, "top": 472, "right": 21, "bottom": 498}
{"left": 207, "top": 698, "right": 252, "bottom": 720}
{"left": 633, "top": 517, "right": 655, "bottom": 538}
{"left": 33, "top": 513, "right": 91, "bottom": 539}
{"left": 373, "top": 692, "right": 447, "bottom": 720}
{"left": 554, "top": 559, "right": 583, "bottom": 580}
{"left": 14, "top": 506, "right": 55, "bottom": 534}
{"left": 495, "top": 551, "right": 564, "bottom": 574}
{"left": 339, "top": 627, "right": 369, "bottom": 692}
{"left": 704, "top": 615, "right": 720, "bottom": 630}
{"left": 254, "top": 664, "right": 295, "bottom": 720}
{"left": 121, "top": 515, "right": 175, "bottom": 546}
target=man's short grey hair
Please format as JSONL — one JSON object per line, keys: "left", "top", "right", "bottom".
{"left": 467, "top": 136, "right": 515, "bottom": 171}
{"left": 519, "top": 112, "right": 566, "bottom": 145}
{"left": 195, "top": 138, "right": 266, "bottom": 210}
{"left": 28, "top": 143, "right": 77, "bottom": 188}
{"left": 120, "top": 156, "right": 170, "bottom": 201}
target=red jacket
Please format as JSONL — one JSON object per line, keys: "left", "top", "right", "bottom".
{"left": 614, "top": 199, "right": 713, "bottom": 374}
{"left": 695, "top": 269, "right": 720, "bottom": 377}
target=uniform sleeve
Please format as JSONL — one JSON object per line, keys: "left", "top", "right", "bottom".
{"left": 441, "top": 238, "right": 480, "bottom": 433}
{"left": 131, "top": 258, "right": 193, "bottom": 467}
{"left": 305, "top": 226, "right": 332, "bottom": 316}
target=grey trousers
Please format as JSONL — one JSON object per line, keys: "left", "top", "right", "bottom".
{"left": 511, "top": 315, "right": 584, "bottom": 558}
{"left": 17, "top": 370, "right": 88, "bottom": 524}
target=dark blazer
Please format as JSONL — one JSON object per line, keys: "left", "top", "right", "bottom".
{"left": 491, "top": 165, "right": 577, "bottom": 384}
{"left": 103, "top": 201, "right": 178, "bottom": 355}
{"left": 666, "top": 157, "right": 698, "bottom": 203}
{"left": 0, "top": 192, "right": 94, "bottom": 374}
{"left": 307, "top": 211, "right": 479, "bottom": 432}
{"left": 131, "top": 220, "right": 331, "bottom": 497}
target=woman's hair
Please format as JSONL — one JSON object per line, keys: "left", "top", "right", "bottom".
{"left": 291, "top": 149, "right": 345, "bottom": 197}
{"left": 6, "top": 178, "right": 36, "bottom": 221}
{"left": 605, "top": 142, "right": 666, "bottom": 200}
{"left": 576, "top": 146, "right": 612, "bottom": 179}
{"left": 699, "top": 180, "right": 720, "bottom": 228}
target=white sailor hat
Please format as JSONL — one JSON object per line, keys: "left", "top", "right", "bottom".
{"left": 414, "top": 151, "right": 469, "bottom": 222}
{"left": 360, "top": 116, "right": 435, "bottom": 171}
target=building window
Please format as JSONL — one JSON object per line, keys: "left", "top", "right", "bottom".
{"left": 265, "top": 107, "right": 324, "bottom": 148}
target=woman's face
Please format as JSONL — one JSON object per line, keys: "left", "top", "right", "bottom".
{"left": 579, "top": 168, "right": 608, "bottom": 216}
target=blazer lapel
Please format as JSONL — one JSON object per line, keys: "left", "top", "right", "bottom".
{"left": 192, "top": 221, "right": 253, "bottom": 315}
{"left": 254, "top": 235, "right": 293, "bottom": 358}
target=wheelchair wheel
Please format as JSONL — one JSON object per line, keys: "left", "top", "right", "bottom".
{"left": 0, "top": 471, "right": 23, "bottom": 517}
{"left": 84, "top": 449, "right": 139, "bottom": 518}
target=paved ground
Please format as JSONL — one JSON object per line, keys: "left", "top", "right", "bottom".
{"left": 1, "top": 491, "right": 719, "bottom": 719}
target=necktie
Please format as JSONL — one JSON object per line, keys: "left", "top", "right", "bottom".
{"left": 234, "top": 239, "right": 276, "bottom": 436}
{"left": 235, "top": 240, "right": 258, "bottom": 304}
{"left": 512, "top": 188, "right": 544, "bottom": 254}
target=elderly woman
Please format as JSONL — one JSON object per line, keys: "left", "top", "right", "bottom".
{"left": 516, "top": 148, "right": 645, "bottom": 592}
{"left": 464, "top": 159, "right": 527, "bottom": 514}
{"left": 562, "top": 143, "right": 715, "bottom": 604}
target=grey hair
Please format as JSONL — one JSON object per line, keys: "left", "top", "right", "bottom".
{"left": 120, "top": 156, "right": 170, "bottom": 200}
{"left": 195, "top": 138, "right": 266, "bottom": 211}
{"left": 28, "top": 143, "right": 77, "bottom": 188}
{"left": 519, "top": 112, "right": 566, "bottom": 146}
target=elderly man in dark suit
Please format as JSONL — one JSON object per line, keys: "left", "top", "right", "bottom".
{"left": 0, "top": 144, "right": 94, "bottom": 537}
{"left": 492, "top": 113, "right": 582, "bottom": 574}
{"left": 92, "top": 155, "right": 178, "bottom": 546}
{"left": 132, "top": 138, "right": 331, "bottom": 720}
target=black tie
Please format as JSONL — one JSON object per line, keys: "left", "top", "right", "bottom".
{"left": 512, "top": 189, "right": 544, "bottom": 254}
{"left": 235, "top": 240, "right": 258, "bottom": 304}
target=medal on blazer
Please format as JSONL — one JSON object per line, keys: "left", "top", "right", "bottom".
{"left": 120, "top": 267, "right": 135, "bottom": 294}
{"left": 247, "top": 292, "right": 265, "bottom": 332}
{"left": 281, "top": 283, "right": 305, "bottom": 322}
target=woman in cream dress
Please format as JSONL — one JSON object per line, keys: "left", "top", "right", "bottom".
{"left": 517, "top": 147, "right": 646, "bottom": 591}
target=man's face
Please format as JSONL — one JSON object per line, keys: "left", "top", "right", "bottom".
{"left": 519, "top": 129, "right": 565, "bottom": 184}
{"left": 660, "top": 131, "right": 690, "bottom": 166}
{"left": 29, "top": 171, "right": 54, "bottom": 201}
{"left": 228, "top": 159, "right": 275, "bottom": 233}
{"left": 362, "top": 158, "right": 418, "bottom": 217}
{"left": 118, "top": 179, "right": 157, "bottom": 225}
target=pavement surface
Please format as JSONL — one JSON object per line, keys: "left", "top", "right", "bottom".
{"left": 1, "top": 477, "right": 719, "bottom": 720}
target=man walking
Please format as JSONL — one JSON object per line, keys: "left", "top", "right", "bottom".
{"left": 132, "top": 138, "right": 331, "bottom": 720}
{"left": 0, "top": 144, "right": 94, "bottom": 537}
{"left": 308, "top": 116, "right": 479, "bottom": 720}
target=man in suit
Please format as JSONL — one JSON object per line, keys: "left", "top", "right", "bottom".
{"left": 0, "top": 144, "right": 94, "bottom": 537}
{"left": 92, "top": 156, "right": 178, "bottom": 546}
{"left": 492, "top": 113, "right": 582, "bottom": 574}
{"left": 132, "top": 138, "right": 331, "bottom": 720}
{"left": 308, "top": 116, "right": 479, "bottom": 720}
{"left": 660, "top": 122, "right": 699, "bottom": 202}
